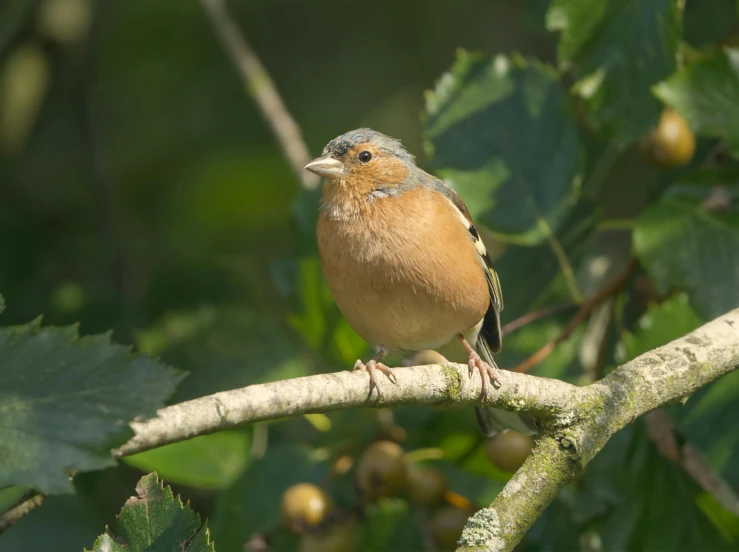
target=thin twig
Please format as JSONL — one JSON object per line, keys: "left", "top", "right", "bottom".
{"left": 501, "top": 303, "right": 576, "bottom": 336}
{"left": 199, "top": 0, "right": 319, "bottom": 190}
{"left": 536, "top": 216, "right": 583, "bottom": 304}
{"left": 513, "top": 258, "right": 637, "bottom": 374}
{"left": 644, "top": 409, "right": 739, "bottom": 516}
{"left": 0, "top": 493, "right": 44, "bottom": 535}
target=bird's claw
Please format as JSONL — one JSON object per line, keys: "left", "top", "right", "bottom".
{"left": 467, "top": 351, "right": 501, "bottom": 401}
{"left": 354, "top": 359, "right": 397, "bottom": 398}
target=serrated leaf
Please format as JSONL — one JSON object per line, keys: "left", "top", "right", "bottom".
{"left": 123, "top": 429, "right": 251, "bottom": 490}
{"left": 547, "top": 0, "right": 681, "bottom": 144}
{"left": 633, "top": 197, "right": 739, "bottom": 319}
{"left": 424, "top": 52, "right": 583, "bottom": 243}
{"left": 653, "top": 48, "right": 739, "bottom": 157}
{"left": 85, "top": 473, "right": 214, "bottom": 552}
{"left": 87, "top": 534, "right": 127, "bottom": 552}
{"left": 0, "top": 323, "right": 184, "bottom": 494}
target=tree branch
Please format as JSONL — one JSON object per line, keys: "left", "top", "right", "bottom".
{"left": 0, "top": 493, "right": 44, "bottom": 536}
{"left": 199, "top": 0, "right": 319, "bottom": 190}
{"left": 111, "top": 309, "right": 739, "bottom": 552}
{"left": 113, "top": 364, "right": 589, "bottom": 458}
{"left": 458, "top": 308, "right": 739, "bottom": 551}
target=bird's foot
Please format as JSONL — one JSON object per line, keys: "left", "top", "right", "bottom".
{"left": 354, "top": 358, "right": 398, "bottom": 398}
{"left": 466, "top": 350, "right": 501, "bottom": 401}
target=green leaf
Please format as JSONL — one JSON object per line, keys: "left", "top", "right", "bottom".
{"left": 87, "top": 535, "right": 127, "bottom": 552}
{"left": 654, "top": 48, "right": 739, "bottom": 157}
{"left": 633, "top": 197, "right": 739, "bottom": 319}
{"left": 622, "top": 293, "right": 704, "bottom": 359}
{"left": 123, "top": 429, "right": 251, "bottom": 490}
{"left": 525, "top": 497, "right": 581, "bottom": 552}
{"left": 673, "top": 368, "right": 739, "bottom": 487}
{"left": 493, "top": 200, "right": 596, "bottom": 320}
{"left": 424, "top": 51, "right": 583, "bottom": 243}
{"left": 0, "top": 322, "right": 184, "bottom": 494}
{"left": 547, "top": 0, "right": 681, "bottom": 144}
{"left": 85, "top": 473, "right": 214, "bottom": 552}
{"left": 578, "top": 426, "right": 735, "bottom": 550}
{"left": 683, "top": 0, "right": 739, "bottom": 47}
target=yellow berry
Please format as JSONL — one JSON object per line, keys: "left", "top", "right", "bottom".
{"left": 485, "top": 431, "right": 534, "bottom": 473}
{"left": 281, "top": 483, "right": 333, "bottom": 532}
{"left": 641, "top": 108, "right": 695, "bottom": 167}
{"left": 430, "top": 506, "right": 471, "bottom": 550}
{"left": 355, "top": 441, "right": 407, "bottom": 500}
{"left": 407, "top": 466, "right": 447, "bottom": 507}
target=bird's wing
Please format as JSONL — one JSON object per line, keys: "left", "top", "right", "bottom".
{"left": 427, "top": 179, "right": 504, "bottom": 352}
{"left": 430, "top": 181, "right": 504, "bottom": 312}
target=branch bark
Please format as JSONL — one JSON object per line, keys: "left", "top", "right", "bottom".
{"left": 0, "top": 493, "right": 44, "bottom": 536}
{"left": 111, "top": 309, "right": 739, "bottom": 552}
{"left": 113, "top": 363, "right": 589, "bottom": 458}
{"left": 458, "top": 308, "right": 739, "bottom": 551}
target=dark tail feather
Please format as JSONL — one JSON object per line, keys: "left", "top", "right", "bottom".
{"left": 475, "top": 334, "right": 538, "bottom": 437}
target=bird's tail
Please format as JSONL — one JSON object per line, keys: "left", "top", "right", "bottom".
{"left": 474, "top": 338, "right": 538, "bottom": 437}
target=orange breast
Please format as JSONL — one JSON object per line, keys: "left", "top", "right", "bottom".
{"left": 316, "top": 186, "right": 489, "bottom": 352}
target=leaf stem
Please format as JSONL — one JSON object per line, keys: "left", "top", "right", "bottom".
{"left": 537, "top": 216, "right": 583, "bottom": 303}
{"left": 512, "top": 258, "right": 637, "bottom": 373}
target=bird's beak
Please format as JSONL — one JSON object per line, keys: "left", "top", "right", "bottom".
{"left": 304, "top": 155, "right": 346, "bottom": 179}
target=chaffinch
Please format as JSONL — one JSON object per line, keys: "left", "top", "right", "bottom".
{"left": 305, "top": 128, "right": 536, "bottom": 437}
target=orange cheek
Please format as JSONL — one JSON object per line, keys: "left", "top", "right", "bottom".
{"left": 363, "top": 158, "right": 410, "bottom": 186}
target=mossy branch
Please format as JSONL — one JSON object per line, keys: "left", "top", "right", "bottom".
{"left": 111, "top": 309, "right": 739, "bottom": 552}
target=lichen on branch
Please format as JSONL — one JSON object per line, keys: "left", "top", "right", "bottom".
{"left": 111, "top": 309, "right": 739, "bottom": 552}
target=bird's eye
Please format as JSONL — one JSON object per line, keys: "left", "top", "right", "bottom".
{"left": 358, "top": 151, "right": 372, "bottom": 163}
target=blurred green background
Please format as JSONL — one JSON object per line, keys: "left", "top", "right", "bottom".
{"left": 2, "top": 0, "right": 739, "bottom": 551}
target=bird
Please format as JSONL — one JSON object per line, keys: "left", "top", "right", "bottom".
{"left": 304, "top": 128, "right": 536, "bottom": 437}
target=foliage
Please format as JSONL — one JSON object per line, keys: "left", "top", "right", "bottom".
{"left": 1, "top": 0, "right": 739, "bottom": 550}
{"left": 85, "top": 473, "right": 214, "bottom": 552}
{"left": 0, "top": 320, "right": 182, "bottom": 494}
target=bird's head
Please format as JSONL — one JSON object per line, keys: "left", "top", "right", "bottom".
{"left": 305, "top": 128, "right": 416, "bottom": 187}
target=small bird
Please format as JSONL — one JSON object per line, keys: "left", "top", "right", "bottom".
{"left": 304, "top": 128, "right": 536, "bottom": 437}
